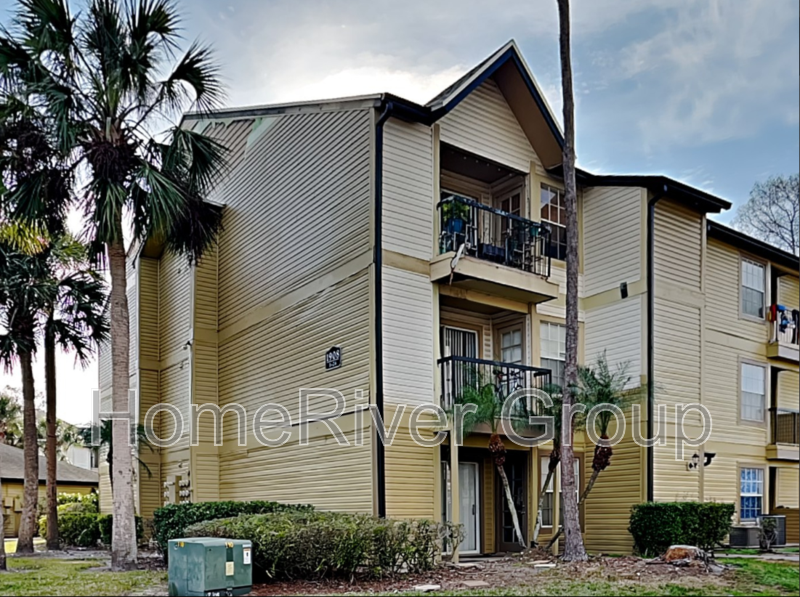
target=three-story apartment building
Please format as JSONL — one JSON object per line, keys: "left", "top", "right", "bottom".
{"left": 98, "top": 41, "right": 799, "bottom": 554}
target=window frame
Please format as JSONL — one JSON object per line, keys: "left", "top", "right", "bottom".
{"left": 539, "top": 456, "right": 555, "bottom": 528}
{"left": 540, "top": 182, "right": 567, "bottom": 262}
{"left": 739, "top": 254, "right": 768, "bottom": 323}
{"left": 737, "top": 464, "right": 766, "bottom": 524}
{"left": 738, "top": 358, "right": 769, "bottom": 427}
{"left": 540, "top": 321, "right": 566, "bottom": 389}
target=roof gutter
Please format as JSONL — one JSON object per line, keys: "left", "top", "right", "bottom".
{"left": 373, "top": 100, "right": 394, "bottom": 518}
{"left": 646, "top": 185, "right": 668, "bottom": 503}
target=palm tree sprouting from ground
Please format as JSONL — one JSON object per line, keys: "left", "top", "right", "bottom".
{"left": 451, "top": 370, "right": 539, "bottom": 550}
{"left": 0, "top": 0, "right": 227, "bottom": 568}
{"left": 41, "top": 236, "right": 108, "bottom": 550}
{"left": 542, "top": 354, "right": 641, "bottom": 548}
{"left": 0, "top": 236, "right": 48, "bottom": 554}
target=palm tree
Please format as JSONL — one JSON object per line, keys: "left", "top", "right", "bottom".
{"left": 0, "top": 238, "right": 47, "bottom": 554}
{"left": 531, "top": 385, "right": 564, "bottom": 546}
{"left": 41, "top": 237, "right": 108, "bottom": 550}
{"left": 0, "top": 386, "right": 23, "bottom": 446}
{"left": 80, "top": 419, "right": 154, "bottom": 494}
{"left": 557, "top": 0, "right": 587, "bottom": 561}
{"left": 0, "top": 0, "right": 227, "bottom": 569}
{"left": 451, "top": 372, "right": 534, "bottom": 550}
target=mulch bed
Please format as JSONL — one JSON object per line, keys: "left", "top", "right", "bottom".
{"left": 249, "top": 552, "right": 734, "bottom": 596}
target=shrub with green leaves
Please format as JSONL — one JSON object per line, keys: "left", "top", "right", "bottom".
{"left": 57, "top": 492, "right": 99, "bottom": 510}
{"left": 628, "top": 502, "right": 735, "bottom": 556}
{"left": 38, "top": 512, "right": 143, "bottom": 548}
{"left": 185, "top": 511, "right": 463, "bottom": 581}
{"left": 153, "top": 500, "right": 314, "bottom": 556}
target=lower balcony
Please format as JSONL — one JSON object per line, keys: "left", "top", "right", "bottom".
{"left": 431, "top": 195, "right": 559, "bottom": 305}
{"left": 438, "top": 355, "right": 551, "bottom": 427}
{"left": 767, "top": 305, "right": 799, "bottom": 363}
{"left": 767, "top": 407, "right": 799, "bottom": 461}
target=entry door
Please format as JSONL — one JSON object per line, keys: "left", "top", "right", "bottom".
{"left": 459, "top": 462, "right": 480, "bottom": 554}
{"left": 496, "top": 453, "right": 528, "bottom": 552}
{"left": 442, "top": 326, "right": 479, "bottom": 407}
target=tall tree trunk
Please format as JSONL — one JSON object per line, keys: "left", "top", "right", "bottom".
{"left": 108, "top": 229, "right": 137, "bottom": 571}
{"left": 0, "top": 443, "right": 6, "bottom": 571}
{"left": 557, "top": 0, "right": 587, "bottom": 562}
{"left": 17, "top": 349, "right": 38, "bottom": 554}
{"left": 496, "top": 463, "right": 526, "bottom": 549}
{"left": 45, "top": 319, "right": 59, "bottom": 550}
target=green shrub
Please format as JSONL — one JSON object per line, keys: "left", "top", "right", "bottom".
{"left": 97, "top": 514, "right": 144, "bottom": 545}
{"left": 629, "top": 502, "right": 735, "bottom": 556}
{"left": 57, "top": 492, "right": 99, "bottom": 510}
{"left": 185, "top": 511, "right": 463, "bottom": 581}
{"left": 153, "top": 500, "right": 314, "bottom": 556}
{"left": 38, "top": 511, "right": 143, "bottom": 548}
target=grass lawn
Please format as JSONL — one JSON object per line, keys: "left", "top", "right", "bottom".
{"left": 0, "top": 558, "right": 166, "bottom": 597}
{"left": 380, "top": 558, "right": 800, "bottom": 597}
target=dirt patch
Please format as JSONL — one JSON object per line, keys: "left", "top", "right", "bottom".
{"left": 248, "top": 553, "right": 734, "bottom": 595}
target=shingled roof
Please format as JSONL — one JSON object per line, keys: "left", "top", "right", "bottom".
{"left": 0, "top": 443, "right": 98, "bottom": 485}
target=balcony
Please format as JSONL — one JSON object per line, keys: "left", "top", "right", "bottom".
{"left": 767, "top": 305, "right": 799, "bottom": 363}
{"left": 438, "top": 355, "right": 551, "bottom": 415}
{"left": 767, "top": 407, "right": 799, "bottom": 461}
{"left": 431, "top": 195, "right": 559, "bottom": 304}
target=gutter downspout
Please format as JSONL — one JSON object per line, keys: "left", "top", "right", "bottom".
{"left": 374, "top": 100, "right": 393, "bottom": 518}
{"left": 647, "top": 185, "right": 668, "bottom": 503}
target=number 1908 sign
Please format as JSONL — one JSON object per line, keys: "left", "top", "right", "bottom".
{"left": 325, "top": 346, "right": 342, "bottom": 371}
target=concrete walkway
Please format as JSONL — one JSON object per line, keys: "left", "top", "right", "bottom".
{"left": 717, "top": 552, "right": 799, "bottom": 562}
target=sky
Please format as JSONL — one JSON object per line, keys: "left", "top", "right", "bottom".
{"left": 0, "top": 0, "right": 798, "bottom": 425}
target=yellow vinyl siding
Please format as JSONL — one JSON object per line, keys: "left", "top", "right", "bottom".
{"left": 584, "top": 295, "right": 642, "bottom": 386}
{"left": 98, "top": 461, "right": 112, "bottom": 515}
{"left": 383, "top": 119, "right": 434, "bottom": 261}
{"left": 383, "top": 267, "right": 435, "bottom": 406}
{"left": 139, "top": 258, "right": 159, "bottom": 363}
{"left": 778, "top": 275, "right": 799, "bottom": 309}
{"left": 777, "top": 466, "right": 799, "bottom": 508}
{"left": 216, "top": 109, "right": 372, "bottom": 330}
{"left": 384, "top": 406, "right": 436, "bottom": 519}
{"left": 482, "top": 458, "right": 495, "bottom": 554}
{"left": 218, "top": 422, "right": 372, "bottom": 512}
{"left": 652, "top": 198, "right": 703, "bottom": 502}
{"left": 438, "top": 79, "right": 542, "bottom": 175}
{"left": 583, "top": 413, "right": 644, "bottom": 554}
{"left": 582, "top": 186, "right": 643, "bottom": 297}
{"left": 138, "top": 368, "right": 161, "bottom": 518}
{"left": 2, "top": 483, "right": 94, "bottom": 537}
{"left": 777, "top": 369, "right": 799, "bottom": 412}
{"left": 159, "top": 251, "right": 191, "bottom": 359}
{"left": 217, "top": 270, "right": 370, "bottom": 435}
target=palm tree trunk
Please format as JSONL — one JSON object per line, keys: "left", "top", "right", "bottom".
{"left": 45, "top": 320, "right": 59, "bottom": 550}
{"left": 17, "top": 349, "right": 38, "bottom": 554}
{"left": 108, "top": 231, "right": 137, "bottom": 570}
{"left": 532, "top": 466, "right": 556, "bottom": 545}
{"left": 557, "top": 0, "right": 587, "bottom": 562}
{"left": 496, "top": 462, "right": 526, "bottom": 549}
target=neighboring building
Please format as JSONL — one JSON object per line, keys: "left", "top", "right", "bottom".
{"left": 65, "top": 444, "right": 99, "bottom": 472}
{"left": 98, "top": 41, "right": 799, "bottom": 554}
{"left": 0, "top": 443, "right": 98, "bottom": 537}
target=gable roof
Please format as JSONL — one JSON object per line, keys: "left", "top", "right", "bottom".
{"left": 707, "top": 221, "right": 799, "bottom": 273}
{"left": 0, "top": 443, "right": 98, "bottom": 485}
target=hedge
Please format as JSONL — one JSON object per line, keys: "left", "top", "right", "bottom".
{"left": 185, "top": 511, "right": 463, "bottom": 581}
{"left": 153, "top": 500, "right": 314, "bottom": 555}
{"left": 628, "top": 502, "right": 735, "bottom": 556}
{"left": 38, "top": 513, "right": 143, "bottom": 548}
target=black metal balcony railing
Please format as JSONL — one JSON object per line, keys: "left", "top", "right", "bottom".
{"left": 770, "top": 407, "right": 800, "bottom": 446}
{"left": 438, "top": 355, "right": 552, "bottom": 414}
{"left": 770, "top": 305, "right": 799, "bottom": 347}
{"left": 438, "top": 194, "right": 551, "bottom": 278}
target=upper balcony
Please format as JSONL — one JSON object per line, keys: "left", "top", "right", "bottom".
{"left": 767, "top": 407, "right": 799, "bottom": 461}
{"left": 767, "top": 305, "right": 799, "bottom": 363}
{"left": 431, "top": 194, "right": 559, "bottom": 304}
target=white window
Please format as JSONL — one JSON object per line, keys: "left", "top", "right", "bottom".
{"left": 741, "top": 363, "right": 766, "bottom": 423}
{"left": 540, "top": 456, "right": 554, "bottom": 527}
{"left": 540, "top": 322, "right": 566, "bottom": 389}
{"left": 541, "top": 184, "right": 567, "bottom": 261}
{"left": 501, "top": 328, "right": 523, "bottom": 365}
{"left": 742, "top": 259, "right": 766, "bottom": 319}
{"left": 740, "top": 468, "right": 763, "bottom": 521}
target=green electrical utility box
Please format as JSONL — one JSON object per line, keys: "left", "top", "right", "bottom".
{"left": 168, "top": 537, "right": 253, "bottom": 596}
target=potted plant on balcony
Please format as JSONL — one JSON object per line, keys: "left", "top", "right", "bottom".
{"left": 442, "top": 197, "right": 471, "bottom": 235}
